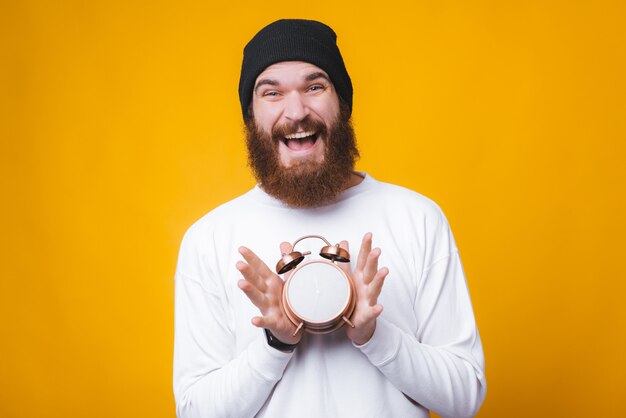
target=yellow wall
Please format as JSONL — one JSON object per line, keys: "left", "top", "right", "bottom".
{"left": 2, "top": 1, "right": 625, "bottom": 417}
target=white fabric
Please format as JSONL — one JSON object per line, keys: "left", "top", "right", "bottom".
{"left": 173, "top": 173, "right": 486, "bottom": 418}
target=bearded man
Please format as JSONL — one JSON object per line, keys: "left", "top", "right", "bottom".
{"left": 173, "top": 19, "right": 486, "bottom": 418}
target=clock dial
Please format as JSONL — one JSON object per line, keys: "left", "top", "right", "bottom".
{"left": 285, "top": 261, "right": 350, "bottom": 323}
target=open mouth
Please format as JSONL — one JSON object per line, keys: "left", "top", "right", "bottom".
{"left": 282, "top": 130, "right": 319, "bottom": 151}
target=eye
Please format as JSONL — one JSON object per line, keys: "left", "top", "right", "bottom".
{"left": 307, "top": 84, "right": 325, "bottom": 92}
{"left": 263, "top": 91, "right": 280, "bottom": 97}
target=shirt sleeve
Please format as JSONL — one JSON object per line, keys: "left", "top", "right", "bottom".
{"left": 355, "top": 214, "right": 487, "bottom": 418}
{"left": 173, "top": 231, "right": 293, "bottom": 418}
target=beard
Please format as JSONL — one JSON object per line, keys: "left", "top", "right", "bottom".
{"left": 244, "top": 102, "right": 359, "bottom": 208}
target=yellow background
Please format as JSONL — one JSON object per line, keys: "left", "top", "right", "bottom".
{"left": 2, "top": 1, "right": 625, "bottom": 417}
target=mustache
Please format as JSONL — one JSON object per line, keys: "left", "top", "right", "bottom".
{"left": 271, "top": 117, "right": 328, "bottom": 141}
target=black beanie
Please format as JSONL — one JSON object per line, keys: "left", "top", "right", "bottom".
{"left": 238, "top": 19, "right": 353, "bottom": 119}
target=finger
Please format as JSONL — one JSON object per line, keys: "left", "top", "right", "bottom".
{"left": 367, "top": 304, "right": 384, "bottom": 320}
{"left": 352, "top": 305, "right": 384, "bottom": 329}
{"left": 237, "top": 279, "right": 267, "bottom": 311}
{"left": 356, "top": 232, "right": 373, "bottom": 271}
{"left": 361, "top": 304, "right": 384, "bottom": 322}
{"left": 366, "top": 267, "right": 388, "bottom": 305}
{"left": 236, "top": 260, "right": 267, "bottom": 292}
{"left": 239, "top": 246, "right": 275, "bottom": 281}
{"left": 251, "top": 315, "right": 275, "bottom": 329}
{"left": 337, "top": 240, "right": 351, "bottom": 275}
{"left": 279, "top": 241, "right": 292, "bottom": 255}
{"left": 363, "top": 248, "right": 381, "bottom": 285}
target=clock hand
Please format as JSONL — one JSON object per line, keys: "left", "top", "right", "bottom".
{"left": 313, "top": 277, "right": 321, "bottom": 315}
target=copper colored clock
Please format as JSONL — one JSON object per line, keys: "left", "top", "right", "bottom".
{"left": 275, "top": 235, "right": 356, "bottom": 335}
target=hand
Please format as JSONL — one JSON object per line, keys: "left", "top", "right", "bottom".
{"left": 236, "top": 243, "right": 302, "bottom": 345}
{"left": 339, "top": 233, "right": 388, "bottom": 345}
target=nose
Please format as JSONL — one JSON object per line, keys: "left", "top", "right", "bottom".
{"left": 283, "top": 92, "right": 309, "bottom": 122}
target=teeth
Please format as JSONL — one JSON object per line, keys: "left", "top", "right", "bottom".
{"left": 284, "top": 131, "right": 316, "bottom": 140}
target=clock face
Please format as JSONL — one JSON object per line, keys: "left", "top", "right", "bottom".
{"left": 284, "top": 260, "right": 350, "bottom": 324}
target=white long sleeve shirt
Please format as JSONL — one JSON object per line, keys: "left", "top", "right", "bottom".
{"left": 173, "top": 173, "right": 486, "bottom": 417}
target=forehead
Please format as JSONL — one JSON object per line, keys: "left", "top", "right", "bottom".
{"left": 255, "top": 61, "right": 330, "bottom": 85}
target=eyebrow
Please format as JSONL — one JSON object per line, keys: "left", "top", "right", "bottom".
{"left": 254, "top": 72, "right": 332, "bottom": 93}
{"left": 254, "top": 78, "right": 279, "bottom": 93}
{"left": 305, "top": 72, "right": 331, "bottom": 83}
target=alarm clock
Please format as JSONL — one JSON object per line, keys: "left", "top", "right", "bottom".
{"left": 275, "top": 235, "right": 356, "bottom": 336}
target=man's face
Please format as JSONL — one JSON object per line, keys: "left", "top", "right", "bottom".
{"left": 252, "top": 61, "right": 341, "bottom": 168}
{"left": 245, "top": 61, "right": 359, "bottom": 208}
